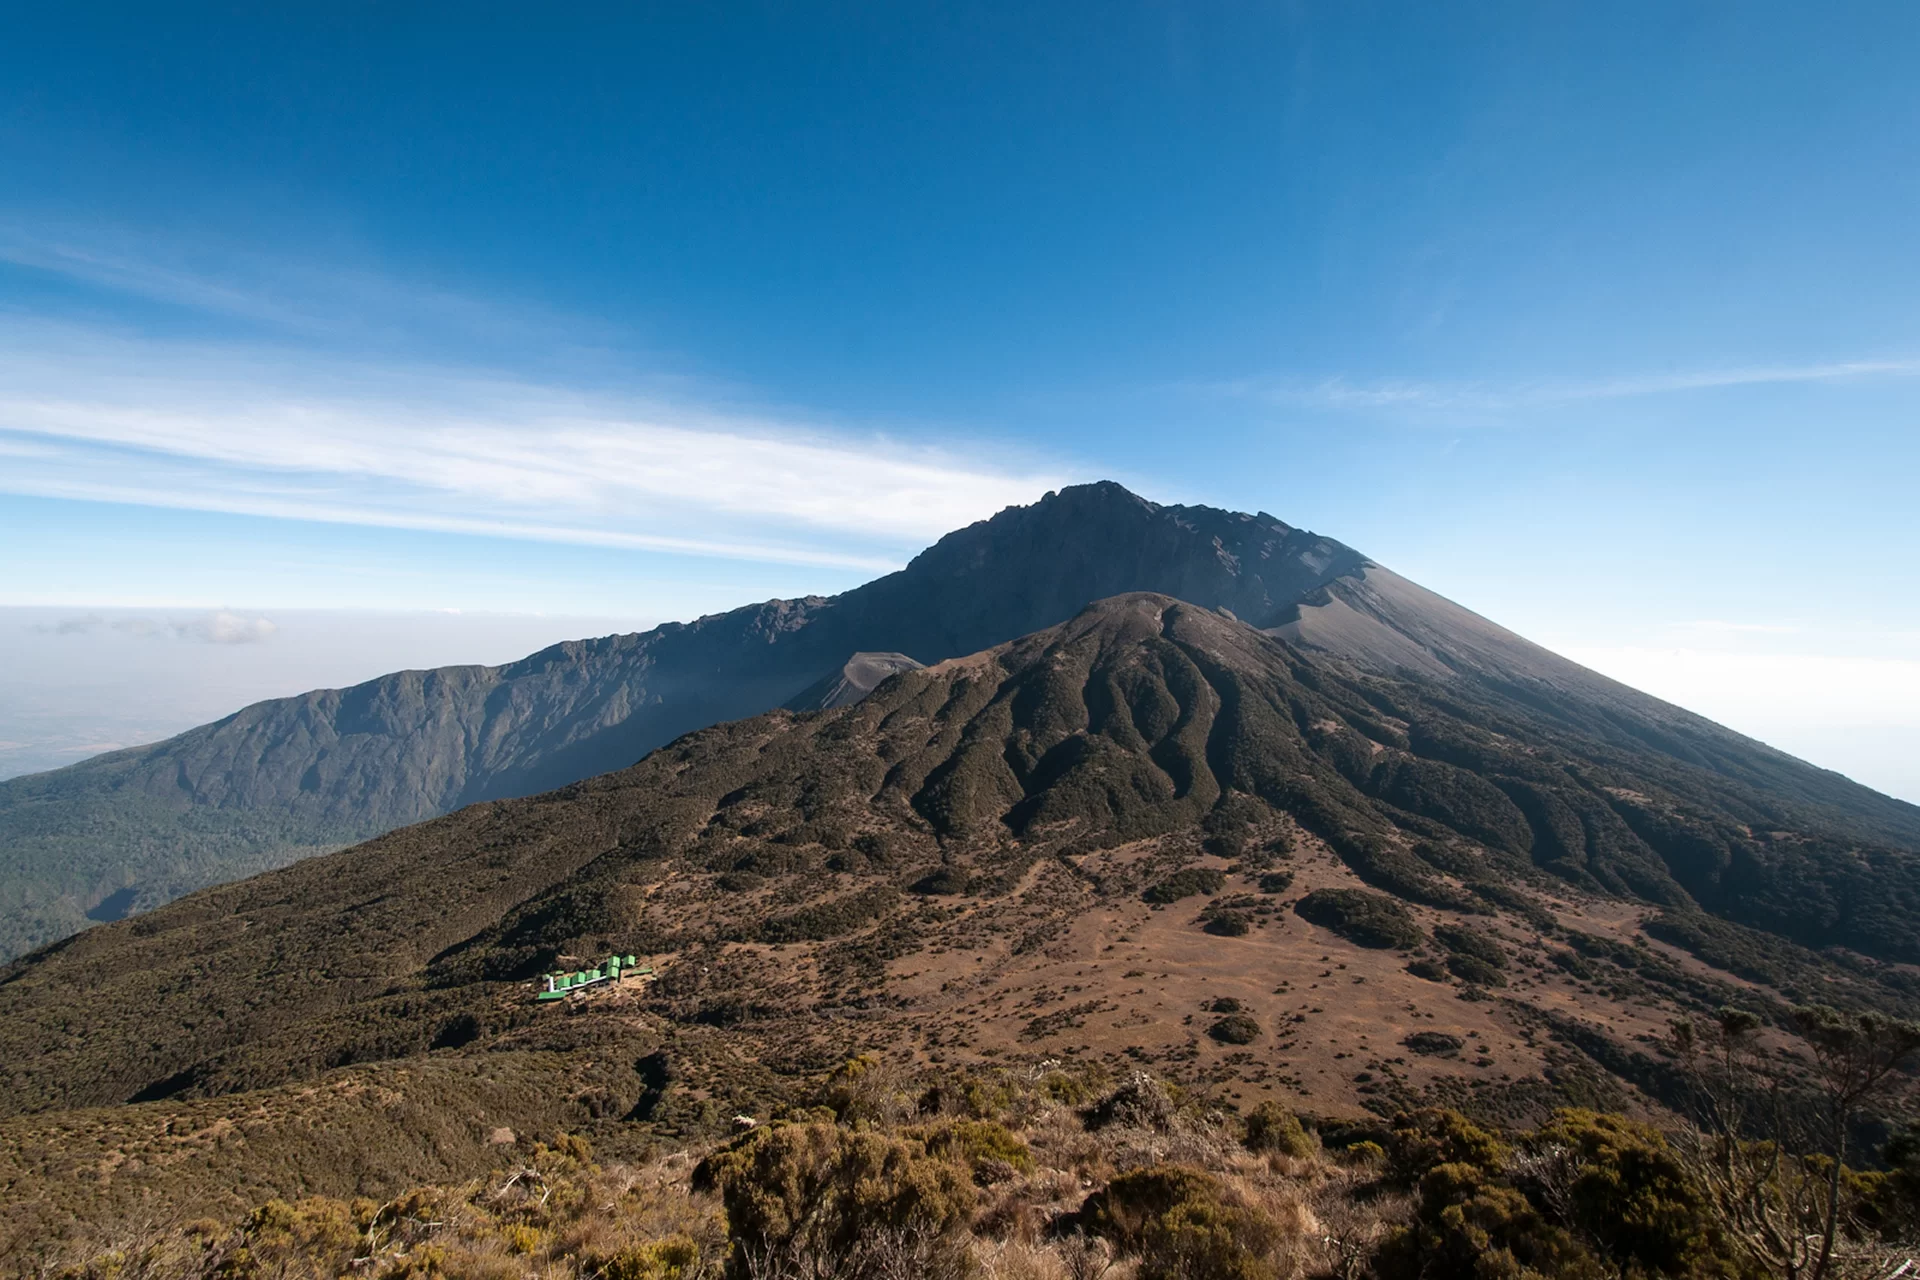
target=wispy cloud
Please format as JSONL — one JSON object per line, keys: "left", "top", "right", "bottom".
{"left": 1205, "top": 357, "right": 1920, "bottom": 420}
{"left": 0, "top": 322, "right": 1069, "bottom": 571}
{"left": 0, "top": 221, "right": 595, "bottom": 358}
{"left": 0, "top": 220, "right": 1076, "bottom": 571}
{"left": 1, "top": 231, "right": 285, "bottom": 323}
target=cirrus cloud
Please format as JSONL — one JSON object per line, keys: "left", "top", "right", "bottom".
{"left": 0, "top": 322, "right": 1072, "bottom": 572}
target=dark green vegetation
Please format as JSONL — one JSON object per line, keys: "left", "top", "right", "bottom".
{"left": 4, "top": 590, "right": 1920, "bottom": 1261}
{"left": 0, "top": 788, "right": 368, "bottom": 962}
{"left": 1243, "top": 1099, "right": 1316, "bottom": 1158}
{"left": 10, "top": 480, "right": 1919, "bottom": 967}
{"left": 1204, "top": 907, "right": 1255, "bottom": 936}
{"left": 1435, "top": 923, "right": 1510, "bottom": 987}
{"left": 697, "top": 1120, "right": 976, "bottom": 1278}
{"left": 1405, "top": 1032, "right": 1467, "bottom": 1057}
{"left": 1295, "top": 889, "right": 1424, "bottom": 949}
{"left": 1369, "top": 1107, "right": 1742, "bottom": 1280}
{"left": 1258, "top": 869, "right": 1296, "bottom": 893}
{"left": 1208, "top": 1014, "right": 1263, "bottom": 1044}
{"left": 1143, "top": 866, "right": 1228, "bottom": 903}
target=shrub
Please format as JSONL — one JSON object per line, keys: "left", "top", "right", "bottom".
{"left": 1203, "top": 795, "right": 1267, "bottom": 857}
{"left": 1385, "top": 1109, "right": 1507, "bottom": 1186}
{"left": 1407, "top": 959, "right": 1450, "bottom": 982}
{"left": 1204, "top": 909, "right": 1252, "bottom": 937}
{"left": 1446, "top": 954, "right": 1507, "bottom": 987}
{"left": 498, "top": 1223, "right": 545, "bottom": 1255}
{"left": 1081, "top": 1164, "right": 1284, "bottom": 1280}
{"left": 1404, "top": 1032, "right": 1465, "bottom": 1057}
{"left": 1243, "top": 1101, "right": 1314, "bottom": 1158}
{"left": 1373, "top": 1162, "right": 1607, "bottom": 1280}
{"left": 852, "top": 830, "right": 907, "bottom": 866}
{"left": 1034, "top": 1066, "right": 1099, "bottom": 1107}
{"left": 1309, "top": 1114, "right": 1394, "bottom": 1153}
{"left": 907, "top": 1118, "right": 1033, "bottom": 1182}
{"left": 1434, "top": 923, "right": 1507, "bottom": 969}
{"left": 1256, "top": 871, "right": 1294, "bottom": 894}
{"left": 235, "top": 1196, "right": 363, "bottom": 1274}
{"left": 813, "top": 1053, "right": 911, "bottom": 1126}
{"left": 593, "top": 1235, "right": 703, "bottom": 1280}
{"left": 1208, "top": 1014, "right": 1261, "bottom": 1044}
{"left": 696, "top": 1121, "right": 975, "bottom": 1279}
{"left": 1550, "top": 948, "right": 1594, "bottom": 979}
{"left": 910, "top": 866, "right": 970, "bottom": 895}
{"left": 1434, "top": 925, "right": 1509, "bottom": 987}
{"left": 1144, "top": 867, "right": 1226, "bottom": 904}
{"left": 1376, "top": 1108, "right": 1742, "bottom": 1280}
{"left": 1294, "top": 888, "right": 1423, "bottom": 949}
{"left": 754, "top": 885, "right": 899, "bottom": 943}
{"left": 1083, "top": 1071, "right": 1178, "bottom": 1132}
{"left": 1880, "top": 1124, "right": 1920, "bottom": 1229}
{"left": 1520, "top": 1109, "right": 1734, "bottom": 1279}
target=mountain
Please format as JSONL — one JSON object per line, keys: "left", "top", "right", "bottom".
{"left": 0, "top": 483, "right": 1369, "bottom": 959}
{"left": 3, "top": 592, "right": 1916, "bottom": 1253}
{"left": 3, "top": 480, "right": 1916, "bottom": 963}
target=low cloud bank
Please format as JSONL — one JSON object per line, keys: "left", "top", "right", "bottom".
{"left": 36, "top": 611, "right": 278, "bottom": 644}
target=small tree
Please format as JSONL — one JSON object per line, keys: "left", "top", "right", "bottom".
{"left": 1791, "top": 1006, "right": 1920, "bottom": 1280}
{"left": 1669, "top": 1005, "right": 1920, "bottom": 1280}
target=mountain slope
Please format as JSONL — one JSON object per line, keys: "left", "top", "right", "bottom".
{"left": 3, "top": 481, "right": 1915, "bottom": 963}
{"left": 3, "top": 593, "right": 1916, "bottom": 1249}
{"left": 4, "top": 594, "right": 1915, "bottom": 1115}
{"left": 0, "top": 484, "right": 1373, "bottom": 958}
{"left": 1276, "top": 563, "right": 1920, "bottom": 838}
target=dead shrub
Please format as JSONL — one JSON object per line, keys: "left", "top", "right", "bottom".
{"left": 1083, "top": 1073, "right": 1177, "bottom": 1134}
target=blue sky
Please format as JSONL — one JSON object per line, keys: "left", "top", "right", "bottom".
{"left": 2, "top": 2, "right": 1918, "bottom": 797}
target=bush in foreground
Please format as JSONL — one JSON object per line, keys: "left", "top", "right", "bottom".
{"left": 1079, "top": 1164, "right": 1286, "bottom": 1280}
{"left": 36, "top": 1054, "right": 1910, "bottom": 1280}
{"left": 695, "top": 1121, "right": 975, "bottom": 1279}
{"left": 1243, "top": 1101, "right": 1314, "bottom": 1158}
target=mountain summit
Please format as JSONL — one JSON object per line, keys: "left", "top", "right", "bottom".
{"left": 1, "top": 481, "right": 1913, "bottom": 961}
